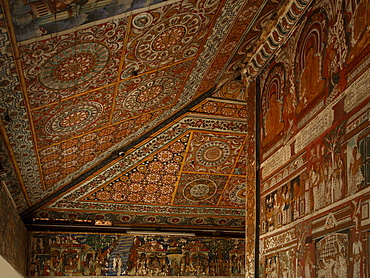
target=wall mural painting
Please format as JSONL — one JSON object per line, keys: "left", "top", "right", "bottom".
{"left": 257, "top": 0, "right": 370, "bottom": 277}
{"left": 307, "top": 122, "right": 347, "bottom": 211}
{"left": 295, "top": 10, "right": 328, "bottom": 116}
{"left": 315, "top": 233, "right": 349, "bottom": 278}
{"left": 215, "top": 80, "right": 247, "bottom": 101}
{"left": 344, "top": 0, "right": 370, "bottom": 66}
{"left": 262, "top": 248, "right": 296, "bottom": 278}
{"left": 295, "top": 222, "right": 314, "bottom": 278}
{"left": 347, "top": 129, "right": 369, "bottom": 195}
{"left": 10, "top": 0, "right": 168, "bottom": 42}
{"left": 29, "top": 233, "right": 245, "bottom": 277}
{"left": 260, "top": 174, "right": 310, "bottom": 234}
{"left": 0, "top": 182, "right": 28, "bottom": 276}
{"left": 261, "top": 63, "right": 285, "bottom": 149}
{"left": 280, "top": 249, "right": 295, "bottom": 278}
{"left": 263, "top": 254, "right": 278, "bottom": 278}
{"left": 351, "top": 231, "right": 365, "bottom": 278}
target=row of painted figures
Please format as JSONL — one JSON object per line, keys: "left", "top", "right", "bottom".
{"left": 262, "top": 232, "right": 365, "bottom": 278}
{"left": 262, "top": 142, "right": 366, "bottom": 233}
{"left": 30, "top": 252, "right": 245, "bottom": 276}
{"left": 130, "top": 252, "right": 245, "bottom": 276}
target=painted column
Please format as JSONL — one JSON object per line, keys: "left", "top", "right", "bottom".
{"left": 243, "top": 76, "right": 258, "bottom": 278}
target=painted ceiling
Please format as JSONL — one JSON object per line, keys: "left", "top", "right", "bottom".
{"left": 0, "top": 0, "right": 309, "bottom": 234}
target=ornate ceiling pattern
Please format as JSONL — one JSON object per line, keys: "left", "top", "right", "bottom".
{"left": 0, "top": 0, "right": 293, "bottom": 231}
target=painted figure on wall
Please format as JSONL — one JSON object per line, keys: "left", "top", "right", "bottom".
{"left": 348, "top": 146, "right": 365, "bottom": 194}
{"left": 281, "top": 184, "right": 292, "bottom": 225}
{"left": 308, "top": 123, "right": 346, "bottom": 208}
{"left": 113, "top": 254, "right": 123, "bottom": 276}
{"left": 10, "top": 0, "right": 168, "bottom": 41}
{"left": 311, "top": 162, "right": 331, "bottom": 210}
{"left": 261, "top": 64, "right": 285, "bottom": 148}
{"left": 352, "top": 233, "right": 363, "bottom": 278}
{"left": 280, "top": 249, "right": 294, "bottom": 278}
{"left": 311, "top": 162, "right": 325, "bottom": 211}
{"left": 292, "top": 176, "right": 304, "bottom": 220}
{"left": 282, "top": 87, "right": 297, "bottom": 141}
{"left": 264, "top": 191, "right": 277, "bottom": 232}
{"left": 265, "top": 256, "right": 278, "bottom": 278}
{"left": 29, "top": 224, "right": 245, "bottom": 277}
{"left": 295, "top": 12, "right": 328, "bottom": 115}
{"left": 316, "top": 233, "right": 348, "bottom": 278}
{"left": 345, "top": 0, "right": 370, "bottom": 64}
{"left": 297, "top": 46, "right": 325, "bottom": 114}
{"left": 332, "top": 153, "right": 344, "bottom": 202}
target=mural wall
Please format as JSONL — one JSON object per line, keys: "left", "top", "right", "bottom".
{"left": 0, "top": 178, "right": 28, "bottom": 276}
{"left": 29, "top": 232, "right": 245, "bottom": 277}
{"left": 258, "top": 0, "right": 370, "bottom": 277}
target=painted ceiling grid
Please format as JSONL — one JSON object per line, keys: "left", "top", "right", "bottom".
{"left": 0, "top": 0, "right": 286, "bottom": 231}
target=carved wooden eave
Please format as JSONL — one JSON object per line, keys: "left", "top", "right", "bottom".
{"left": 241, "top": 0, "right": 314, "bottom": 82}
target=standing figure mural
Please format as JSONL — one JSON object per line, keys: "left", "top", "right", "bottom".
{"left": 347, "top": 134, "right": 366, "bottom": 195}
{"left": 348, "top": 146, "right": 365, "bottom": 193}
{"left": 295, "top": 11, "right": 328, "bottom": 115}
{"left": 352, "top": 233, "right": 363, "bottom": 278}
{"left": 345, "top": 0, "right": 370, "bottom": 64}
{"left": 261, "top": 64, "right": 285, "bottom": 148}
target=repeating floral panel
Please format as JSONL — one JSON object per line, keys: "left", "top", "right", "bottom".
{"left": 113, "top": 60, "right": 193, "bottom": 123}
{"left": 173, "top": 173, "right": 228, "bottom": 206}
{"left": 183, "top": 131, "right": 245, "bottom": 174}
{"left": 32, "top": 86, "right": 115, "bottom": 149}
{"left": 218, "top": 176, "right": 246, "bottom": 208}
{"left": 47, "top": 116, "right": 247, "bottom": 206}
{"left": 192, "top": 99, "right": 248, "bottom": 119}
{"left": 81, "top": 134, "right": 191, "bottom": 205}
{"left": 121, "top": 0, "right": 221, "bottom": 77}
{"left": 19, "top": 18, "right": 127, "bottom": 109}
{"left": 38, "top": 110, "right": 164, "bottom": 188}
